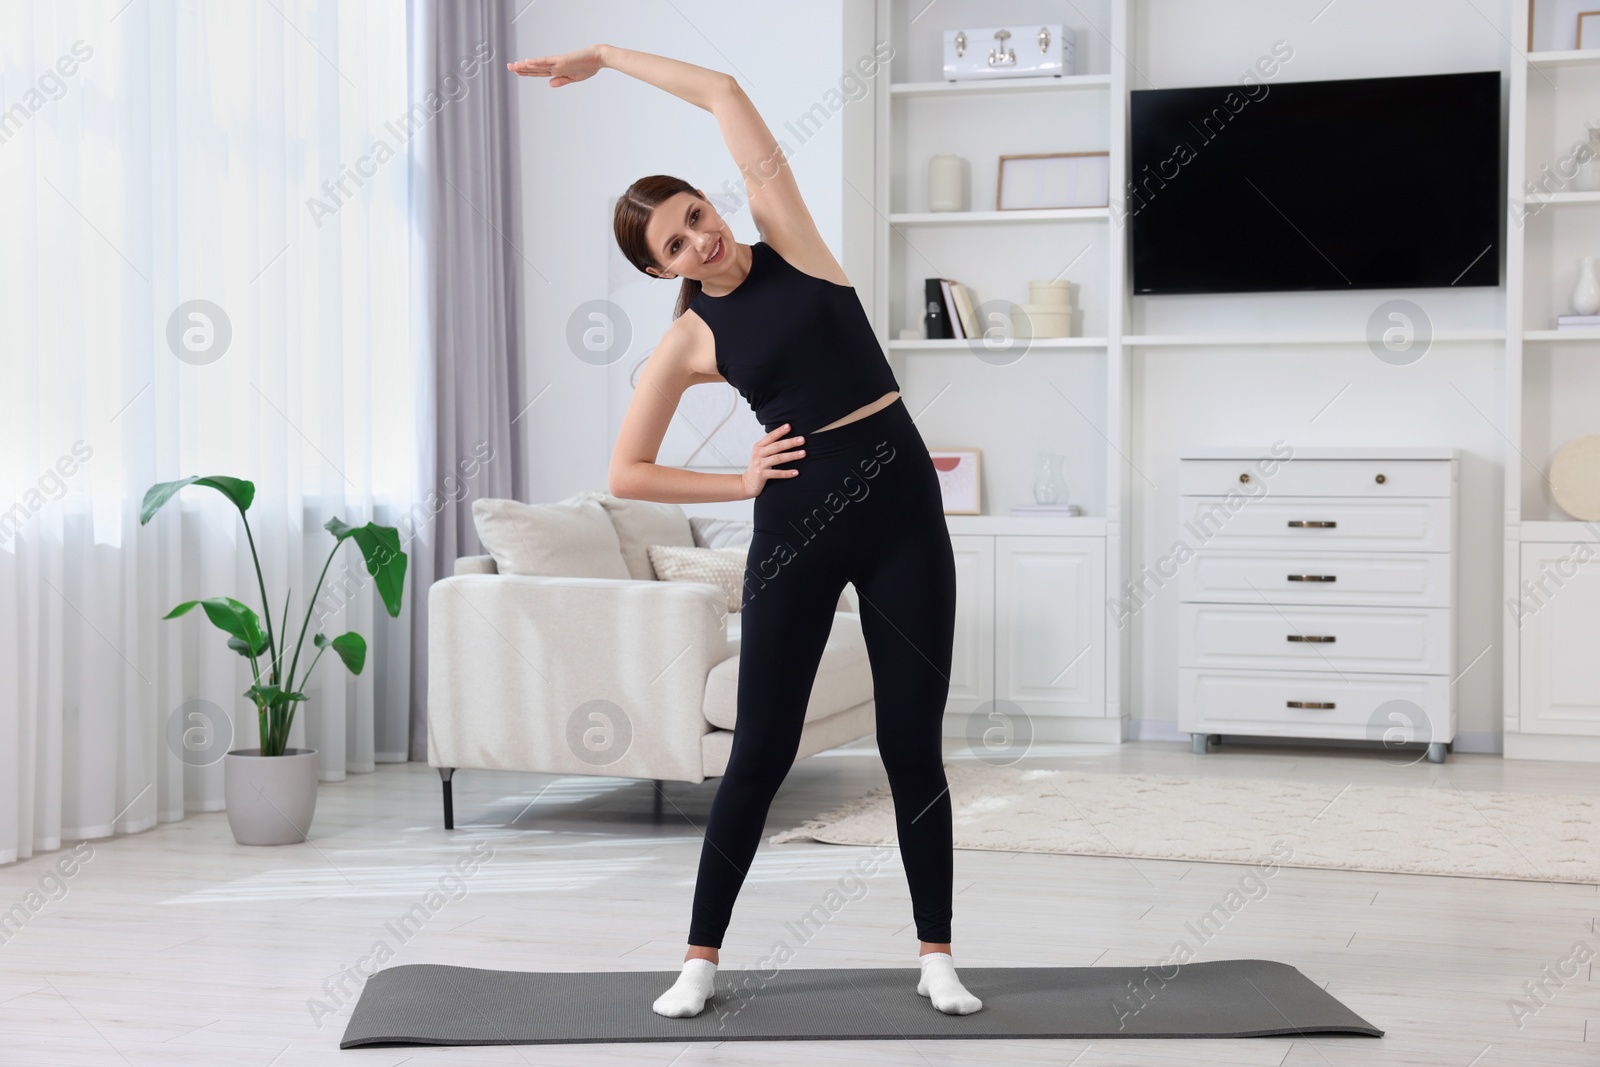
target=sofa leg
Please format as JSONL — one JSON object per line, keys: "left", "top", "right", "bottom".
{"left": 653, "top": 779, "right": 664, "bottom": 821}
{"left": 439, "top": 767, "right": 456, "bottom": 830}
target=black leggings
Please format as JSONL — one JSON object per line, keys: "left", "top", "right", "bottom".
{"left": 686, "top": 397, "right": 957, "bottom": 948}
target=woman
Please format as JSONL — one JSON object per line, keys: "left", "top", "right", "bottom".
{"left": 509, "top": 43, "right": 980, "bottom": 1020}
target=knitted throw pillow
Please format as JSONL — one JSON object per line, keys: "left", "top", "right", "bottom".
{"left": 646, "top": 544, "right": 749, "bottom": 612}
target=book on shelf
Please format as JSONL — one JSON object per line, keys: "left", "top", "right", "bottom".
{"left": 952, "top": 282, "right": 978, "bottom": 338}
{"left": 939, "top": 279, "right": 964, "bottom": 339}
{"left": 1556, "top": 314, "right": 1600, "bottom": 329}
{"left": 923, "top": 277, "right": 980, "bottom": 339}
{"left": 1010, "top": 503, "right": 1082, "bottom": 516}
{"left": 923, "top": 278, "right": 949, "bottom": 339}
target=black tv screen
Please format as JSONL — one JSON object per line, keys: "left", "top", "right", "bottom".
{"left": 1129, "top": 71, "right": 1502, "bottom": 295}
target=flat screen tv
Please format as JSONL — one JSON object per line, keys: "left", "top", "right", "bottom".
{"left": 1129, "top": 70, "right": 1502, "bottom": 295}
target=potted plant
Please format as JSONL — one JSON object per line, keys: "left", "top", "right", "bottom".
{"left": 140, "top": 476, "right": 407, "bottom": 845}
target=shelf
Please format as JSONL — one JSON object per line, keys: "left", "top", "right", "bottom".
{"left": 1519, "top": 520, "right": 1600, "bottom": 542}
{"left": 1523, "top": 329, "right": 1600, "bottom": 340}
{"left": 1181, "top": 445, "right": 1458, "bottom": 460}
{"left": 1520, "top": 191, "right": 1600, "bottom": 206}
{"left": 1527, "top": 48, "right": 1600, "bottom": 67}
{"left": 946, "top": 514, "right": 1107, "bottom": 536}
{"left": 1122, "top": 330, "right": 1505, "bottom": 346}
{"left": 890, "top": 74, "right": 1112, "bottom": 97}
{"left": 889, "top": 337, "right": 1107, "bottom": 350}
{"left": 890, "top": 208, "right": 1110, "bottom": 224}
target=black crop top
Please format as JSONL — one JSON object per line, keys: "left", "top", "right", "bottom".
{"left": 687, "top": 240, "right": 900, "bottom": 435}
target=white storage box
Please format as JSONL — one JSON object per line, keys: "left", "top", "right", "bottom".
{"left": 943, "top": 24, "right": 1075, "bottom": 81}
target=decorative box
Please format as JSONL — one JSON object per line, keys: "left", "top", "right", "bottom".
{"left": 942, "top": 24, "right": 1075, "bottom": 81}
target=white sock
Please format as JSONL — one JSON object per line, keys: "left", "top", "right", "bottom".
{"left": 652, "top": 957, "right": 717, "bottom": 1018}
{"left": 916, "top": 951, "right": 982, "bottom": 1015}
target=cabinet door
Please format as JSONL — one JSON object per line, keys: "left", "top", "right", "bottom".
{"left": 1519, "top": 543, "right": 1600, "bottom": 737}
{"left": 945, "top": 535, "right": 993, "bottom": 715}
{"left": 994, "top": 536, "right": 1106, "bottom": 717}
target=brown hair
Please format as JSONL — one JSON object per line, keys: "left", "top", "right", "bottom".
{"left": 614, "top": 174, "right": 706, "bottom": 320}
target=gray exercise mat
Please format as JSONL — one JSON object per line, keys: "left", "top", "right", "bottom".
{"left": 339, "top": 958, "right": 1382, "bottom": 1047}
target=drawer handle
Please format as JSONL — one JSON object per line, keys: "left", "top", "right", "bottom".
{"left": 1287, "top": 634, "right": 1336, "bottom": 643}
{"left": 1287, "top": 574, "right": 1337, "bottom": 582}
{"left": 1287, "top": 700, "right": 1336, "bottom": 709}
{"left": 1287, "top": 520, "right": 1337, "bottom": 528}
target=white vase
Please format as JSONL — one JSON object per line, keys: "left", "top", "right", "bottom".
{"left": 928, "top": 154, "right": 965, "bottom": 212}
{"left": 1574, "top": 256, "right": 1600, "bottom": 315}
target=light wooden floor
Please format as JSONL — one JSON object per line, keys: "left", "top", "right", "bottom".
{"left": 2, "top": 736, "right": 1596, "bottom": 1065}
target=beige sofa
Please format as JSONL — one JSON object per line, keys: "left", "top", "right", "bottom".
{"left": 426, "top": 490, "right": 876, "bottom": 828}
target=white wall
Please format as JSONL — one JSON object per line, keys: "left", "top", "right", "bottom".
{"left": 1128, "top": 0, "right": 1511, "bottom": 747}
{"left": 511, "top": 0, "right": 855, "bottom": 520}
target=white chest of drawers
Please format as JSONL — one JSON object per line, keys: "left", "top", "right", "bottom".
{"left": 1176, "top": 447, "right": 1459, "bottom": 763}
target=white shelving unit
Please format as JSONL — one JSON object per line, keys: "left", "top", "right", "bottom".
{"left": 874, "top": 0, "right": 1129, "bottom": 742}
{"left": 864, "top": 1, "right": 1600, "bottom": 759}
{"left": 1503, "top": 2, "right": 1600, "bottom": 761}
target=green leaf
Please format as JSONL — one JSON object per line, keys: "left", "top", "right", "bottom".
{"left": 226, "top": 636, "right": 253, "bottom": 658}
{"left": 245, "top": 684, "right": 307, "bottom": 708}
{"left": 164, "top": 596, "right": 267, "bottom": 656}
{"left": 324, "top": 518, "right": 408, "bottom": 617}
{"left": 163, "top": 599, "right": 201, "bottom": 620}
{"left": 324, "top": 516, "right": 358, "bottom": 541}
{"left": 245, "top": 683, "right": 282, "bottom": 708}
{"left": 139, "top": 476, "right": 256, "bottom": 524}
{"left": 315, "top": 631, "right": 367, "bottom": 675}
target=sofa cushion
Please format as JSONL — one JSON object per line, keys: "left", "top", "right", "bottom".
{"left": 701, "top": 611, "right": 873, "bottom": 730}
{"left": 690, "top": 515, "right": 755, "bottom": 549}
{"left": 684, "top": 517, "right": 856, "bottom": 613}
{"left": 598, "top": 496, "right": 696, "bottom": 580}
{"left": 470, "top": 496, "right": 630, "bottom": 579}
{"left": 646, "top": 544, "right": 747, "bottom": 612}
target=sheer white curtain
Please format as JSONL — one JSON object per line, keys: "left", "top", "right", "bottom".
{"left": 0, "top": 1, "right": 429, "bottom": 865}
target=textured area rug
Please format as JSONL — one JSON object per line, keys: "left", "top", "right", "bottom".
{"left": 768, "top": 764, "right": 1599, "bottom": 885}
{"left": 339, "top": 959, "right": 1382, "bottom": 1047}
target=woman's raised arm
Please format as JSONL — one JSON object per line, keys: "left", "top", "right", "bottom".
{"left": 509, "top": 44, "right": 819, "bottom": 247}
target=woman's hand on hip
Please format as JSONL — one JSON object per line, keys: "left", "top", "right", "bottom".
{"left": 741, "top": 424, "right": 804, "bottom": 499}
{"left": 507, "top": 44, "right": 607, "bottom": 87}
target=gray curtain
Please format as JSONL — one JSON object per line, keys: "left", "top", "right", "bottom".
{"left": 407, "top": 0, "right": 529, "bottom": 760}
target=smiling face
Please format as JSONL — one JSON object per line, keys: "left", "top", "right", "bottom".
{"left": 643, "top": 189, "right": 735, "bottom": 282}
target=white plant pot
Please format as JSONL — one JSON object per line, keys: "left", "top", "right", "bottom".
{"left": 223, "top": 747, "right": 319, "bottom": 845}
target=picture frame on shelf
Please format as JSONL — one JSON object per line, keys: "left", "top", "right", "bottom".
{"left": 928, "top": 448, "right": 982, "bottom": 514}
{"left": 1527, "top": 0, "right": 1599, "bottom": 50}
{"left": 997, "top": 151, "right": 1109, "bottom": 210}
{"left": 1579, "top": 8, "right": 1600, "bottom": 46}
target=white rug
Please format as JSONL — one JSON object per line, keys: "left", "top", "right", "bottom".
{"left": 768, "top": 763, "right": 1600, "bottom": 885}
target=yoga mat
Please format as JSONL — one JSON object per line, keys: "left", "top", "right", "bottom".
{"left": 339, "top": 958, "right": 1383, "bottom": 1047}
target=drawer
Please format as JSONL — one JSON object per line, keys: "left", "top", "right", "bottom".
{"left": 1179, "top": 603, "right": 1451, "bottom": 674}
{"left": 1179, "top": 496, "right": 1453, "bottom": 552}
{"left": 1179, "top": 457, "right": 1453, "bottom": 497}
{"left": 1178, "top": 667, "right": 1451, "bottom": 739}
{"left": 1180, "top": 551, "right": 1452, "bottom": 608}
